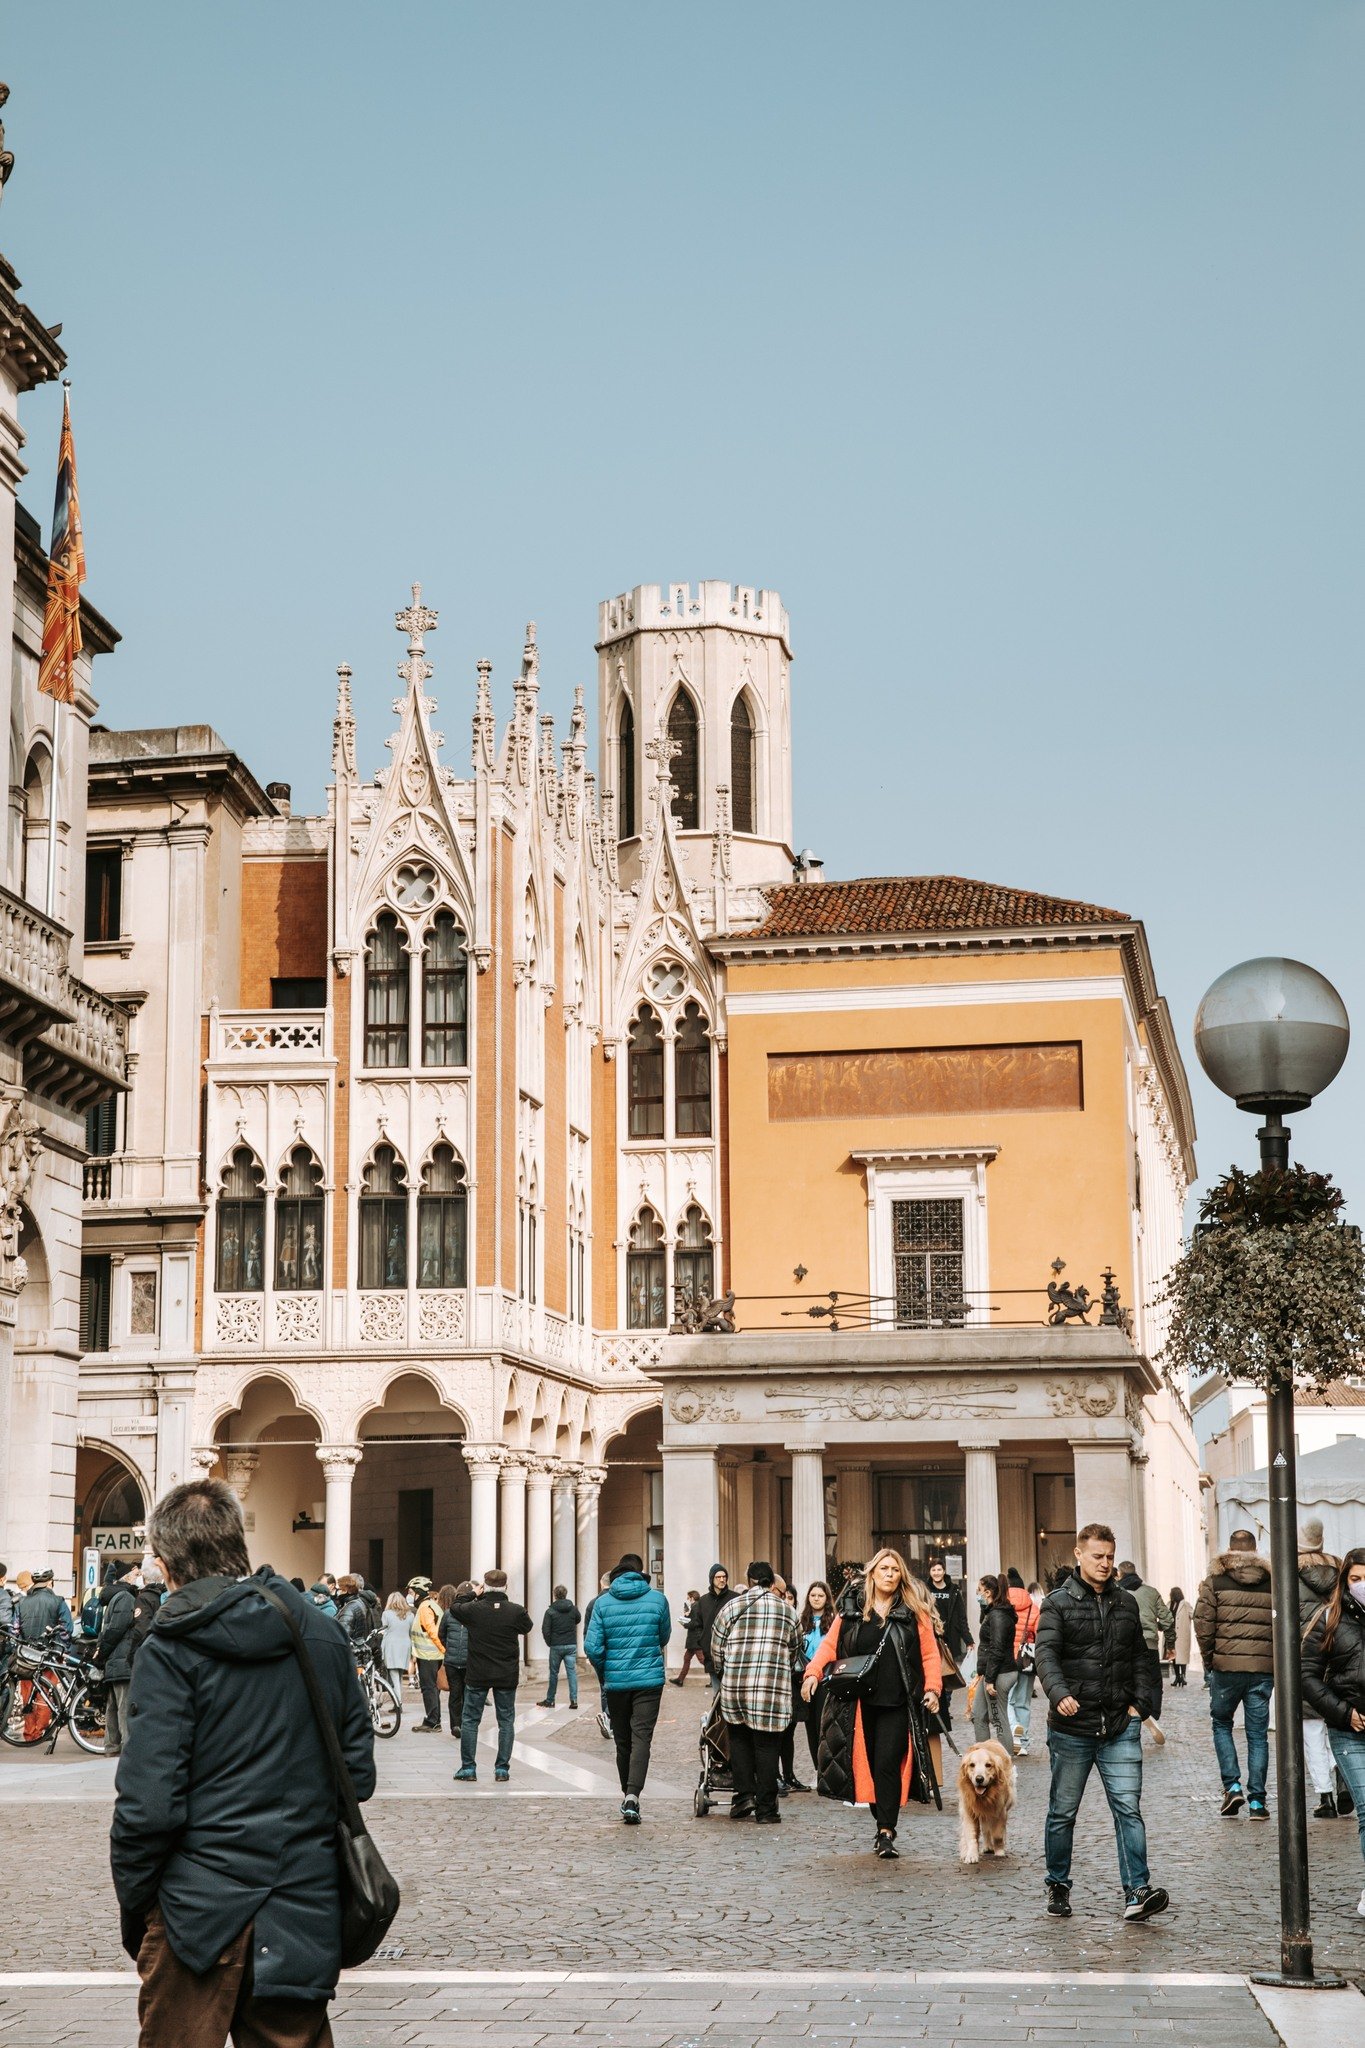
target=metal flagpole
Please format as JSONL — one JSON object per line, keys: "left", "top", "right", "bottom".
{"left": 45, "top": 694, "right": 60, "bottom": 919}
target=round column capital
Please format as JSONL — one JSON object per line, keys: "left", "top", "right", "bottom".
{"left": 316, "top": 1442, "right": 363, "bottom": 1481}
{"left": 462, "top": 1442, "right": 506, "bottom": 1477}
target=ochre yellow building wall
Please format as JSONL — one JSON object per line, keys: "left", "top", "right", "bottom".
{"left": 723, "top": 948, "right": 1136, "bottom": 1317}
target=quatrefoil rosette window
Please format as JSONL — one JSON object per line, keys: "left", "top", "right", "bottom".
{"left": 646, "top": 958, "right": 686, "bottom": 1004}
{"left": 388, "top": 862, "right": 440, "bottom": 913}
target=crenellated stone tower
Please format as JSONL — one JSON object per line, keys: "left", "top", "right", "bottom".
{"left": 597, "top": 581, "right": 794, "bottom": 898}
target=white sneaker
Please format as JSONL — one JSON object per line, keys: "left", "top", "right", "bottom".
{"left": 1147, "top": 1719, "right": 1166, "bottom": 1745}
{"left": 1357, "top": 1886, "right": 1365, "bottom": 1919}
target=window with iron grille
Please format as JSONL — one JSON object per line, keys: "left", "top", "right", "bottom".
{"left": 891, "top": 1198, "right": 966, "bottom": 1328}
{"left": 364, "top": 914, "right": 409, "bottom": 1067}
{"left": 627, "top": 1007, "right": 664, "bottom": 1138}
{"left": 360, "top": 1145, "right": 408, "bottom": 1289}
{"left": 674, "top": 1002, "right": 712, "bottom": 1136}
{"left": 730, "top": 694, "right": 755, "bottom": 834}
{"left": 80, "top": 1254, "right": 112, "bottom": 1352}
{"left": 667, "top": 691, "right": 700, "bottom": 830}
{"left": 418, "top": 1144, "right": 467, "bottom": 1289}
{"left": 618, "top": 700, "right": 636, "bottom": 838}
{"left": 422, "top": 912, "right": 468, "bottom": 1066}
{"left": 627, "top": 1207, "right": 667, "bottom": 1329}
{"left": 275, "top": 1146, "right": 324, "bottom": 1291}
{"left": 85, "top": 846, "right": 122, "bottom": 944}
{"left": 216, "top": 1148, "right": 266, "bottom": 1293}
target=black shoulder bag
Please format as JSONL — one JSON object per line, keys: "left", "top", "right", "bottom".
{"left": 821, "top": 1614, "right": 891, "bottom": 1700}
{"left": 257, "top": 1583, "right": 400, "bottom": 1967}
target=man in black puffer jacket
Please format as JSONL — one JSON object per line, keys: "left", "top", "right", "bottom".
{"left": 94, "top": 1561, "right": 141, "bottom": 1758}
{"left": 1034, "top": 1522, "right": 1166, "bottom": 1926}
{"left": 110, "top": 1478, "right": 376, "bottom": 2045}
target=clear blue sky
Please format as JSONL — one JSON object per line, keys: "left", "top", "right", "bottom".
{"left": 5, "top": 4, "right": 1364, "bottom": 1217}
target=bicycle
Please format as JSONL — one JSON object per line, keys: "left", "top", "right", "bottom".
{"left": 0, "top": 1629, "right": 109, "bottom": 1755}
{"left": 355, "top": 1633, "right": 401, "bottom": 1738}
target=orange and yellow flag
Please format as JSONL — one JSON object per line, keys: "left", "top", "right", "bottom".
{"left": 37, "top": 386, "right": 87, "bottom": 703}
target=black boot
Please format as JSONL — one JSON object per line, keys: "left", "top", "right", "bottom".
{"left": 1314, "top": 1793, "right": 1337, "bottom": 1820}
{"left": 1336, "top": 1774, "right": 1355, "bottom": 1817}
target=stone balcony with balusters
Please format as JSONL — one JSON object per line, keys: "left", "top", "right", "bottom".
{"left": 0, "top": 884, "right": 128, "bottom": 1110}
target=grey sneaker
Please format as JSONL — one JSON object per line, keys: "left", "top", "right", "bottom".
{"left": 621, "top": 1796, "right": 641, "bottom": 1825}
{"left": 1124, "top": 1886, "right": 1170, "bottom": 1922}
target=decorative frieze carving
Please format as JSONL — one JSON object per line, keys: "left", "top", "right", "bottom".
{"left": 214, "top": 1294, "right": 263, "bottom": 1348}
{"left": 417, "top": 1290, "right": 466, "bottom": 1346}
{"left": 668, "top": 1383, "right": 740, "bottom": 1425}
{"left": 764, "top": 1378, "right": 1020, "bottom": 1424}
{"left": 359, "top": 1292, "right": 406, "bottom": 1346}
{"left": 1044, "top": 1377, "right": 1117, "bottom": 1419}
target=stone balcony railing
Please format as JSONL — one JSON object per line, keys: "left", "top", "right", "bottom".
{"left": 0, "top": 885, "right": 129, "bottom": 1109}
{"left": 210, "top": 1009, "right": 328, "bottom": 1060}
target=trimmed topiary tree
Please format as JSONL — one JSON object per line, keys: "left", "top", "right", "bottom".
{"left": 1160, "top": 1164, "right": 1365, "bottom": 1393}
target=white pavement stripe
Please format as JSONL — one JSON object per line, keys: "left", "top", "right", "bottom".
{"left": 0, "top": 1967, "right": 1253, "bottom": 1989}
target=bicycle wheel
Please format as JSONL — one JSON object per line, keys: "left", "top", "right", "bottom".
{"left": 0, "top": 1675, "right": 55, "bottom": 1747}
{"left": 68, "top": 1680, "right": 109, "bottom": 1755}
{"left": 369, "top": 1672, "right": 401, "bottom": 1738}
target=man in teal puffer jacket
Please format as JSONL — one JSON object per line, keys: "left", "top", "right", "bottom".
{"left": 585, "top": 1554, "right": 671, "bottom": 1826}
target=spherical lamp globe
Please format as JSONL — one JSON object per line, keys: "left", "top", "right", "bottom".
{"left": 1194, "top": 957, "right": 1349, "bottom": 1114}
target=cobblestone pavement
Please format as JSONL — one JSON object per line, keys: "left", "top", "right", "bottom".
{"left": 0, "top": 1680, "right": 1361, "bottom": 2042}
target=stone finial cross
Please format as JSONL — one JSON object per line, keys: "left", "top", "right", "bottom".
{"left": 644, "top": 726, "right": 681, "bottom": 778}
{"left": 395, "top": 582, "right": 439, "bottom": 653}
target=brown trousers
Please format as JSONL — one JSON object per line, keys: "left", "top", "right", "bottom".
{"left": 137, "top": 1909, "right": 334, "bottom": 2048}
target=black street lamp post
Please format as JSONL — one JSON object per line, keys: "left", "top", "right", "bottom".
{"left": 1193, "top": 957, "right": 1350, "bottom": 1988}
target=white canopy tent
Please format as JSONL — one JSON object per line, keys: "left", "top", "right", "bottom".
{"left": 1215, "top": 1435, "right": 1365, "bottom": 1557}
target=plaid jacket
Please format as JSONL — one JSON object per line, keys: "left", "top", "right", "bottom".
{"left": 711, "top": 1586, "right": 800, "bottom": 1732}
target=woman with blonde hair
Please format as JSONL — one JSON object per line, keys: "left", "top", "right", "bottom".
{"left": 801, "top": 1548, "right": 941, "bottom": 1858}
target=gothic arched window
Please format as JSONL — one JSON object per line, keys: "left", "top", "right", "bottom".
{"left": 364, "top": 913, "right": 409, "bottom": 1068}
{"left": 627, "top": 1207, "right": 666, "bottom": 1329}
{"left": 216, "top": 1148, "right": 265, "bottom": 1294}
{"left": 418, "top": 1144, "right": 467, "bottom": 1290}
{"left": 422, "top": 912, "right": 468, "bottom": 1067}
{"left": 674, "top": 1000, "right": 712, "bottom": 1137}
{"left": 667, "top": 690, "right": 700, "bottom": 831}
{"left": 627, "top": 1006, "right": 664, "bottom": 1139}
{"left": 360, "top": 1145, "right": 408, "bottom": 1291}
{"left": 618, "top": 699, "right": 636, "bottom": 838}
{"left": 675, "top": 1204, "right": 714, "bottom": 1306}
{"left": 275, "top": 1146, "right": 324, "bottom": 1291}
{"left": 730, "top": 694, "right": 755, "bottom": 835}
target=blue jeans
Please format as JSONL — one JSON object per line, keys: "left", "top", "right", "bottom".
{"left": 1046, "top": 1717, "right": 1149, "bottom": 1897}
{"left": 460, "top": 1684, "right": 517, "bottom": 1772}
{"left": 1328, "top": 1726, "right": 1365, "bottom": 1866}
{"left": 1010, "top": 1670, "right": 1034, "bottom": 1743}
{"left": 545, "top": 1645, "right": 578, "bottom": 1705}
{"left": 1207, "top": 1670, "right": 1273, "bottom": 1803}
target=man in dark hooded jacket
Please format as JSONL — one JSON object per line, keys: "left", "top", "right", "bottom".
{"left": 109, "top": 1478, "right": 375, "bottom": 2047}
{"left": 94, "top": 1561, "right": 141, "bottom": 1757}
{"left": 690, "top": 1565, "right": 735, "bottom": 1688}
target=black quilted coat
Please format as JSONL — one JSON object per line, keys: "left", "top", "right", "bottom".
{"left": 1303, "top": 1603, "right": 1365, "bottom": 1728}
{"left": 814, "top": 1602, "right": 940, "bottom": 1810}
{"left": 1034, "top": 1573, "right": 1160, "bottom": 1741}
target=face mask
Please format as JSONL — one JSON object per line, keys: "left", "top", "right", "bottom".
{"left": 1349, "top": 1582, "right": 1365, "bottom": 1608}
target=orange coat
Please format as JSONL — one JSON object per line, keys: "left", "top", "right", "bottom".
{"left": 806, "top": 1610, "right": 942, "bottom": 1808}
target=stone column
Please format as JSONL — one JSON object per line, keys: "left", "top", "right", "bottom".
{"left": 463, "top": 1444, "right": 503, "bottom": 1581}
{"left": 662, "top": 1445, "right": 718, "bottom": 1672}
{"left": 834, "top": 1463, "right": 873, "bottom": 1568}
{"left": 525, "top": 1459, "right": 554, "bottom": 1669}
{"left": 751, "top": 1456, "right": 776, "bottom": 1567}
{"left": 551, "top": 1467, "right": 578, "bottom": 1606}
{"left": 716, "top": 1450, "right": 741, "bottom": 1574}
{"left": 1129, "top": 1451, "right": 1151, "bottom": 1579}
{"left": 499, "top": 1455, "right": 528, "bottom": 1607}
{"left": 787, "top": 1442, "right": 827, "bottom": 1601}
{"left": 996, "top": 1457, "right": 1033, "bottom": 1583}
{"left": 575, "top": 1465, "right": 606, "bottom": 1610}
{"left": 317, "top": 1444, "right": 362, "bottom": 1580}
{"left": 963, "top": 1440, "right": 1001, "bottom": 1598}
{"left": 1070, "top": 1440, "right": 1135, "bottom": 1566}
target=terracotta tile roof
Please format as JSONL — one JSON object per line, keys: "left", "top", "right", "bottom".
{"left": 728, "top": 875, "right": 1131, "bottom": 943}
{"left": 1291, "top": 1384, "right": 1365, "bottom": 1408}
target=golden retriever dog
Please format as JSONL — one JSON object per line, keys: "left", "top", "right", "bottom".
{"left": 957, "top": 1739, "right": 1016, "bottom": 1864}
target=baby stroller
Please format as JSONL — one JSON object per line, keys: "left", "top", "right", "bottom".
{"left": 692, "top": 1690, "right": 734, "bottom": 1817}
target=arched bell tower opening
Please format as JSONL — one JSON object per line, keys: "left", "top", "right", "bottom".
{"left": 597, "top": 582, "right": 794, "bottom": 891}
